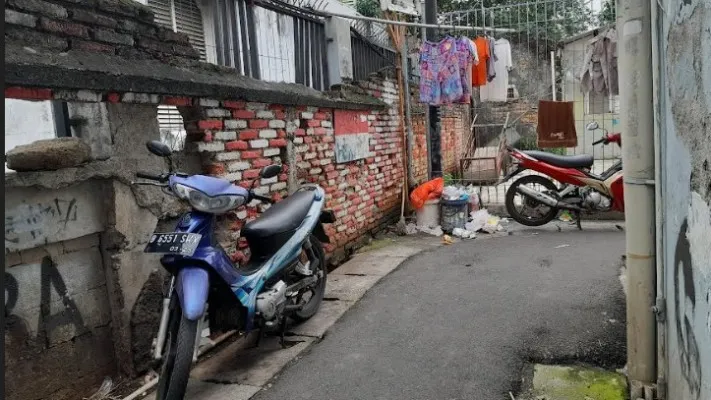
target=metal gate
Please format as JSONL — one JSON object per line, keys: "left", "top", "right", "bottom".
{"left": 438, "top": 0, "right": 619, "bottom": 206}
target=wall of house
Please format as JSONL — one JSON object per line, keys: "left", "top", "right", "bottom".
{"left": 658, "top": 0, "right": 711, "bottom": 399}
{"left": 561, "top": 35, "right": 622, "bottom": 161}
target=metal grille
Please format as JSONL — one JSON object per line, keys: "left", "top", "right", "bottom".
{"left": 351, "top": 29, "right": 397, "bottom": 81}
{"left": 435, "top": 0, "right": 619, "bottom": 207}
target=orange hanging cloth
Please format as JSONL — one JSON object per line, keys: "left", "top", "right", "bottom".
{"left": 471, "top": 37, "right": 490, "bottom": 87}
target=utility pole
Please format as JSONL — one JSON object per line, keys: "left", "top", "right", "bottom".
{"left": 423, "top": 0, "right": 441, "bottom": 178}
{"left": 617, "top": 0, "right": 657, "bottom": 397}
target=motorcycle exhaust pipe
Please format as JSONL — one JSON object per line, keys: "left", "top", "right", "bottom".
{"left": 153, "top": 277, "right": 176, "bottom": 360}
{"left": 515, "top": 185, "right": 583, "bottom": 211}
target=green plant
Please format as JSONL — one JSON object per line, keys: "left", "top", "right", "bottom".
{"left": 356, "top": 0, "right": 381, "bottom": 18}
{"left": 515, "top": 136, "right": 567, "bottom": 155}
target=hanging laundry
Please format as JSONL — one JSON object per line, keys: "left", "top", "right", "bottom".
{"left": 580, "top": 27, "right": 618, "bottom": 96}
{"left": 471, "top": 36, "right": 490, "bottom": 87}
{"left": 419, "top": 36, "right": 463, "bottom": 106}
{"left": 454, "top": 36, "right": 477, "bottom": 104}
{"left": 486, "top": 36, "right": 498, "bottom": 82}
{"left": 480, "top": 38, "right": 513, "bottom": 103}
{"left": 537, "top": 100, "right": 578, "bottom": 148}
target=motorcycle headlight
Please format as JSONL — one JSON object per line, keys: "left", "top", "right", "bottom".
{"left": 172, "top": 183, "right": 246, "bottom": 214}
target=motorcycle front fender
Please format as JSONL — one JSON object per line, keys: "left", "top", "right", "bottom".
{"left": 175, "top": 267, "right": 209, "bottom": 321}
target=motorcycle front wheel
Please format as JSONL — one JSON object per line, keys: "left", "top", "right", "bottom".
{"left": 505, "top": 175, "right": 560, "bottom": 226}
{"left": 155, "top": 303, "right": 198, "bottom": 400}
{"left": 292, "top": 235, "right": 327, "bottom": 322}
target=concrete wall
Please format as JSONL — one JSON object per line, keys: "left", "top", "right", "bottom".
{"left": 4, "top": 181, "right": 115, "bottom": 400}
{"left": 659, "top": 0, "right": 711, "bottom": 399}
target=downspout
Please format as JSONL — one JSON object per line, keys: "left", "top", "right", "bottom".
{"left": 401, "top": 38, "right": 415, "bottom": 186}
{"left": 617, "top": 0, "right": 657, "bottom": 397}
{"left": 650, "top": 0, "right": 666, "bottom": 397}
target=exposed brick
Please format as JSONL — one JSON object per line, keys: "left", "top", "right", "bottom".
{"left": 157, "top": 28, "right": 190, "bottom": 45}
{"left": 203, "top": 131, "right": 213, "bottom": 142}
{"left": 256, "top": 110, "right": 274, "bottom": 119}
{"left": 206, "top": 109, "right": 231, "bottom": 118}
{"left": 252, "top": 158, "right": 272, "bottom": 168}
{"left": 244, "top": 169, "right": 261, "bottom": 179}
{"left": 121, "top": 92, "right": 159, "bottom": 103}
{"left": 225, "top": 140, "right": 248, "bottom": 151}
{"left": 72, "top": 39, "right": 115, "bottom": 53}
{"left": 206, "top": 163, "right": 226, "bottom": 175}
{"left": 39, "top": 17, "right": 89, "bottom": 38}
{"left": 306, "top": 120, "right": 321, "bottom": 127}
{"left": 5, "top": 87, "right": 53, "bottom": 100}
{"left": 239, "top": 130, "right": 259, "bottom": 140}
{"left": 8, "top": 0, "right": 68, "bottom": 19}
{"left": 215, "top": 152, "right": 242, "bottom": 161}
{"left": 163, "top": 96, "right": 192, "bottom": 106}
{"left": 264, "top": 148, "right": 281, "bottom": 157}
{"left": 96, "top": 0, "right": 139, "bottom": 18}
{"left": 225, "top": 120, "right": 248, "bottom": 129}
{"left": 5, "top": 26, "right": 68, "bottom": 50}
{"left": 313, "top": 112, "right": 328, "bottom": 120}
{"left": 70, "top": 9, "right": 117, "bottom": 28}
{"left": 54, "top": 89, "right": 102, "bottom": 102}
{"left": 250, "top": 139, "right": 269, "bottom": 148}
{"left": 228, "top": 161, "right": 251, "bottom": 171}
{"left": 301, "top": 112, "right": 314, "bottom": 119}
{"left": 240, "top": 150, "right": 261, "bottom": 159}
{"left": 249, "top": 120, "right": 269, "bottom": 129}
{"left": 259, "top": 129, "right": 277, "bottom": 139}
{"left": 269, "top": 139, "right": 287, "bottom": 147}
{"left": 199, "top": 98, "right": 220, "bottom": 107}
{"left": 91, "top": 28, "right": 134, "bottom": 45}
{"left": 269, "top": 120, "right": 286, "bottom": 129}
{"left": 233, "top": 110, "right": 256, "bottom": 119}
{"left": 106, "top": 92, "right": 121, "bottom": 103}
{"left": 214, "top": 131, "right": 237, "bottom": 141}
{"left": 223, "top": 100, "right": 246, "bottom": 109}
{"left": 5, "top": 9, "right": 37, "bottom": 28}
{"left": 195, "top": 141, "right": 225, "bottom": 152}
{"left": 313, "top": 127, "right": 327, "bottom": 135}
{"left": 198, "top": 120, "right": 223, "bottom": 130}
{"left": 220, "top": 172, "right": 242, "bottom": 182}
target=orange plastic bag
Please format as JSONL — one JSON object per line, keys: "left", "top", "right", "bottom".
{"left": 410, "top": 177, "right": 444, "bottom": 209}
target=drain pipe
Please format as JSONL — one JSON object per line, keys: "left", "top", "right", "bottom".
{"left": 650, "top": 0, "right": 666, "bottom": 397}
{"left": 617, "top": 0, "right": 657, "bottom": 397}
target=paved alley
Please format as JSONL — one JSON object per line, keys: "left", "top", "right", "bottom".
{"left": 251, "top": 227, "right": 627, "bottom": 400}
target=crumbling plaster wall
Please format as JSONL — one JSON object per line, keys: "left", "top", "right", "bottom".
{"left": 4, "top": 101, "right": 196, "bottom": 399}
{"left": 659, "top": 0, "right": 711, "bottom": 399}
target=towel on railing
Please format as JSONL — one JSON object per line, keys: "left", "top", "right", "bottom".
{"left": 537, "top": 100, "right": 578, "bottom": 148}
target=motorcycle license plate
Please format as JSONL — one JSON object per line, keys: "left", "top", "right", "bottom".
{"left": 144, "top": 233, "right": 202, "bottom": 256}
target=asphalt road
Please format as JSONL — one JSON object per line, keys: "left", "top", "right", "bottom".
{"left": 254, "top": 228, "right": 627, "bottom": 400}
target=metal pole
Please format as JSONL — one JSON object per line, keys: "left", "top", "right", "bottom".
{"left": 550, "top": 51, "right": 556, "bottom": 101}
{"left": 424, "top": 0, "right": 441, "bottom": 178}
{"left": 401, "top": 38, "right": 415, "bottom": 186}
{"left": 617, "top": 0, "right": 657, "bottom": 396}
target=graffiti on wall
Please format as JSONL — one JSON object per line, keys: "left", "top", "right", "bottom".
{"left": 673, "top": 218, "right": 702, "bottom": 399}
{"left": 5, "top": 198, "right": 79, "bottom": 251}
{"left": 334, "top": 109, "right": 370, "bottom": 163}
{"left": 5, "top": 256, "right": 88, "bottom": 346}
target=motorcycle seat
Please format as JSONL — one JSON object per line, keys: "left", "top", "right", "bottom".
{"left": 242, "top": 190, "right": 315, "bottom": 239}
{"left": 523, "top": 150, "right": 594, "bottom": 168}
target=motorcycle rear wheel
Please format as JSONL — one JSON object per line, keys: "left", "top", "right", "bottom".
{"left": 155, "top": 305, "right": 199, "bottom": 400}
{"left": 505, "top": 175, "right": 560, "bottom": 226}
{"left": 292, "top": 235, "right": 327, "bottom": 321}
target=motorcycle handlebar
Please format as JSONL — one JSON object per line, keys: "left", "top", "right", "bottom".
{"left": 136, "top": 171, "right": 166, "bottom": 182}
{"left": 592, "top": 138, "right": 606, "bottom": 146}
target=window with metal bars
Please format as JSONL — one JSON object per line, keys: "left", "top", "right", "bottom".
{"left": 147, "top": 0, "right": 207, "bottom": 150}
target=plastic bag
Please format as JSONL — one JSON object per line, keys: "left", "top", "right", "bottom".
{"left": 410, "top": 177, "right": 444, "bottom": 209}
{"left": 467, "top": 209, "right": 491, "bottom": 232}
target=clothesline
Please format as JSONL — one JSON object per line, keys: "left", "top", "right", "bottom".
{"left": 313, "top": 9, "right": 517, "bottom": 33}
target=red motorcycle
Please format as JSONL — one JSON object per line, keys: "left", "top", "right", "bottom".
{"left": 503, "top": 121, "right": 623, "bottom": 228}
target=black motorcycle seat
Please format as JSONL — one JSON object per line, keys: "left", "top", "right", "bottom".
{"left": 523, "top": 150, "right": 594, "bottom": 168}
{"left": 243, "top": 190, "right": 315, "bottom": 238}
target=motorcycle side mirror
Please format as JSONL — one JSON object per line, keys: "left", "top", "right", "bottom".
{"left": 146, "top": 140, "right": 173, "bottom": 157}
{"left": 260, "top": 164, "right": 282, "bottom": 179}
{"left": 585, "top": 121, "right": 599, "bottom": 131}
{"left": 146, "top": 140, "right": 175, "bottom": 172}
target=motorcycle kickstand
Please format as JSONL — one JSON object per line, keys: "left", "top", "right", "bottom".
{"left": 255, "top": 325, "right": 265, "bottom": 348}
{"left": 279, "top": 316, "right": 288, "bottom": 349}
{"left": 575, "top": 211, "right": 583, "bottom": 230}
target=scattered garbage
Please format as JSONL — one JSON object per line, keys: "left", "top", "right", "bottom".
{"left": 408, "top": 181, "right": 505, "bottom": 239}
{"left": 442, "top": 234, "right": 455, "bottom": 245}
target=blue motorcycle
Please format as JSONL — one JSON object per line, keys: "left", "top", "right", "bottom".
{"left": 133, "top": 140, "right": 334, "bottom": 400}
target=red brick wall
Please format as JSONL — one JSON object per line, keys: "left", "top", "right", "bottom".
{"left": 411, "top": 104, "right": 469, "bottom": 185}
{"left": 182, "top": 75, "right": 404, "bottom": 263}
